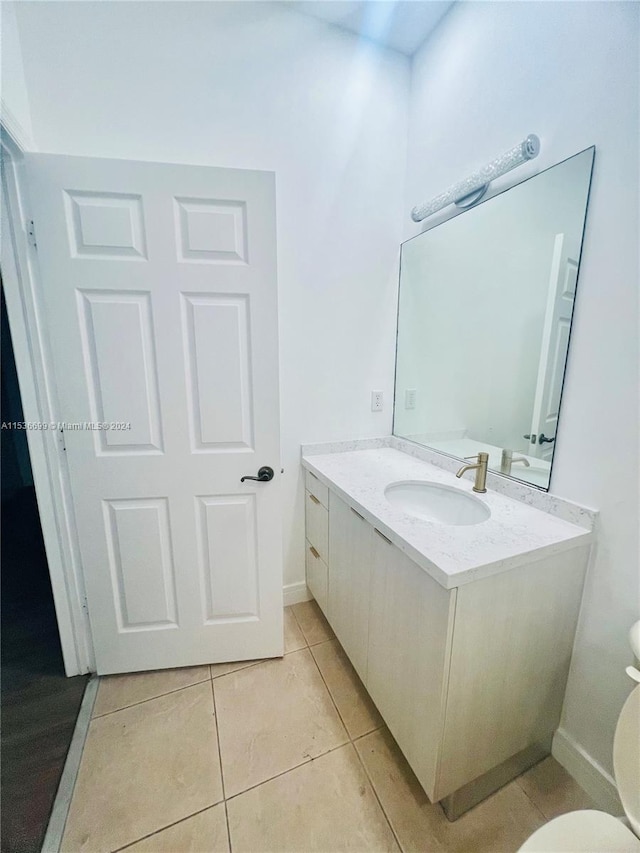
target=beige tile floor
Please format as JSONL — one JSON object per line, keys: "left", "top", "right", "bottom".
{"left": 62, "top": 603, "right": 598, "bottom": 853}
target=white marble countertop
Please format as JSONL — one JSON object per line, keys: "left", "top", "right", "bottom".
{"left": 301, "top": 447, "right": 593, "bottom": 589}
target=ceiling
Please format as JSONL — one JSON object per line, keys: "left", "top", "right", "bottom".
{"left": 284, "top": 1, "right": 455, "bottom": 57}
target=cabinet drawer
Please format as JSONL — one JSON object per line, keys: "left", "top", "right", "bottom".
{"left": 305, "top": 539, "right": 328, "bottom": 614}
{"left": 305, "top": 490, "right": 328, "bottom": 562}
{"left": 305, "top": 470, "right": 329, "bottom": 509}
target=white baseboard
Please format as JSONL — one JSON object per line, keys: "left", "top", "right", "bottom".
{"left": 552, "top": 727, "right": 622, "bottom": 816}
{"left": 283, "top": 581, "right": 312, "bottom": 606}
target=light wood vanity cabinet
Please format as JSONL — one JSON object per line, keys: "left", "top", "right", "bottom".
{"left": 306, "top": 489, "right": 589, "bottom": 817}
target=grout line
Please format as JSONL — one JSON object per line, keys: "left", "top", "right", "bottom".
{"left": 223, "top": 801, "right": 233, "bottom": 853}
{"left": 306, "top": 637, "right": 402, "bottom": 850}
{"left": 209, "top": 646, "right": 334, "bottom": 688}
{"left": 351, "top": 727, "right": 383, "bottom": 745}
{"left": 513, "top": 778, "right": 550, "bottom": 823}
{"left": 41, "top": 675, "right": 99, "bottom": 853}
{"left": 209, "top": 602, "right": 320, "bottom": 683}
{"left": 307, "top": 634, "right": 382, "bottom": 743}
{"left": 289, "top": 602, "right": 337, "bottom": 649}
{"left": 211, "top": 659, "right": 265, "bottom": 680}
{"left": 307, "top": 641, "right": 353, "bottom": 741}
{"left": 308, "top": 637, "right": 333, "bottom": 648}
{"left": 351, "top": 738, "right": 405, "bottom": 853}
{"left": 211, "top": 638, "right": 315, "bottom": 680}
{"left": 308, "top": 636, "right": 336, "bottom": 648}
{"left": 224, "top": 739, "right": 352, "bottom": 804}
{"left": 210, "top": 679, "right": 226, "bottom": 798}
{"left": 113, "top": 802, "right": 223, "bottom": 852}
{"left": 212, "top": 646, "right": 311, "bottom": 688}
{"left": 210, "top": 678, "right": 233, "bottom": 852}
{"left": 288, "top": 603, "right": 311, "bottom": 647}
{"left": 92, "top": 675, "right": 211, "bottom": 719}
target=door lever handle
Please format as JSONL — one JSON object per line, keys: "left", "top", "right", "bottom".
{"left": 538, "top": 434, "right": 555, "bottom": 445}
{"left": 241, "top": 466, "right": 274, "bottom": 483}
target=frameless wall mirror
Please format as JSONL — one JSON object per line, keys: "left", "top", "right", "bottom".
{"left": 393, "top": 147, "right": 595, "bottom": 490}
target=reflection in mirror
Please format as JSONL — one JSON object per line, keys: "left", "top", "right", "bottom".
{"left": 393, "top": 148, "right": 595, "bottom": 490}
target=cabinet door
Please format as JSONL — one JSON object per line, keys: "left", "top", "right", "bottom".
{"left": 327, "top": 494, "right": 372, "bottom": 681}
{"left": 367, "top": 530, "right": 455, "bottom": 801}
{"left": 437, "top": 547, "right": 588, "bottom": 800}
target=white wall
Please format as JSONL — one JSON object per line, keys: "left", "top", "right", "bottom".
{"left": 0, "top": 1, "right": 35, "bottom": 146}
{"left": 11, "top": 0, "right": 409, "bottom": 593}
{"left": 405, "top": 0, "right": 639, "bottom": 795}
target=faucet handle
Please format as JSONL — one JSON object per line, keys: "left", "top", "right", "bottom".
{"left": 465, "top": 452, "right": 488, "bottom": 462}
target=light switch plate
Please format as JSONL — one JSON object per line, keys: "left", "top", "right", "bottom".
{"left": 405, "top": 388, "right": 417, "bottom": 409}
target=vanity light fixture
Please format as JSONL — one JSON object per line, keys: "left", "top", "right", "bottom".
{"left": 410, "top": 134, "right": 541, "bottom": 223}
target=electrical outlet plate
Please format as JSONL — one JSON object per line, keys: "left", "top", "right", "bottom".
{"left": 371, "top": 390, "right": 384, "bottom": 412}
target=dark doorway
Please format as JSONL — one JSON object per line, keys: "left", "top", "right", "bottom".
{"left": 1, "top": 281, "right": 88, "bottom": 853}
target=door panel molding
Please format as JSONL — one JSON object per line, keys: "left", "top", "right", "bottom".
{"left": 181, "top": 292, "right": 255, "bottom": 452}
{"left": 76, "top": 289, "right": 164, "bottom": 454}
{"left": 195, "top": 493, "right": 260, "bottom": 623}
{"left": 103, "top": 497, "right": 179, "bottom": 631}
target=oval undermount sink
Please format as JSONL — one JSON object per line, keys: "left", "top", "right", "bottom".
{"left": 384, "top": 480, "right": 491, "bottom": 526}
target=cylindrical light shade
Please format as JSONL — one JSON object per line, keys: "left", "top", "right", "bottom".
{"left": 411, "top": 134, "right": 541, "bottom": 223}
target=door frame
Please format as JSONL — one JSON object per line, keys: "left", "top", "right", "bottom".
{"left": 1, "top": 121, "right": 94, "bottom": 675}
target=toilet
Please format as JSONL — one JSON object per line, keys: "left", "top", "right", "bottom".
{"left": 519, "top": 635, "right": 640, "bottom": 852}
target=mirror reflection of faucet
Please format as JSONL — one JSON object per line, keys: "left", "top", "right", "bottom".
{"left": 500, "top": 449, "right": 531, "bottom": 475}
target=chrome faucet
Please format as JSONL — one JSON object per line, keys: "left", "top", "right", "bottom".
{"left": 500, "top": 449, "right": 531, "bottom": 475}
{"left": 456, "top": 452, "right": 489, "bottom": 493}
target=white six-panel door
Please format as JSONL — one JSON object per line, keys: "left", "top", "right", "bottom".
{"left": 529, "top": 232, "right": 577, "bottom": 462}
{"left": 25, "top": 154, "right": 283, "bottom": 674}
